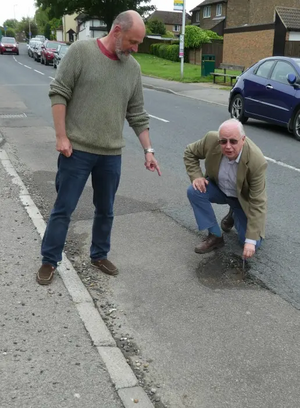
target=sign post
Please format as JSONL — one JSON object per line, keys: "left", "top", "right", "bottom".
{"left": 174, "top": 0, "right": 186, "bottom": 79}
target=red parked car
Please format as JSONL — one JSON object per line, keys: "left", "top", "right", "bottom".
{"left": 41, "top": 40, "right": 64, "bottom": 65}
{"left": 0, "top": 37, "right": 19, "bottom": 55}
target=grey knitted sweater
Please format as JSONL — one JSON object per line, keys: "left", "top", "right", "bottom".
{"left": 49, "top": 39, "right": 149, "bottom": 155}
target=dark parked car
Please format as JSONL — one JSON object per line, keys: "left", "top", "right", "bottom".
{"left": 53, "top": 44, "right": 70, "bottom": 69}
{"left": 229, "top": 56, "right": 300, "bottom": 141}
{"left": 41, "top": 40, "right": 63, "bottom": 65}
{"left": 33, "top": 42, "right": 43, "bottom": 62}
{"left": 0, "top": 37, "right": 19, "bottom": 55}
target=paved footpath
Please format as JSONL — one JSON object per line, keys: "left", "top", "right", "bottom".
{"left": 0, "top": 138, "right": 154, "bottom": 408}
{"left": 142, "top": 75, "right": 230, "bottom": 106}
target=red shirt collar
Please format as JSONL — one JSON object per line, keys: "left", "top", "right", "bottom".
{"left": 97, "top": 38, "right": 119, "bottom": 61}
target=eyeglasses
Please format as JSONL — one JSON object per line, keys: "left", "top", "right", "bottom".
{"left": 218, "top": 138, "right": 240, "bottom": 145}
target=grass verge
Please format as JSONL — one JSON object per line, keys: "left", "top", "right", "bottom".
{"left": 134, "top": 53, "right": 241, "bottom": 85}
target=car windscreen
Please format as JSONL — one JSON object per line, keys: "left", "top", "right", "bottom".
{"left": 60, "top": 46, "right": 69, "bottom": 55}
{"left": 2, "top": 38, "right": 15, "bottom": 43}
{"left": 46, "top": 42, "right": 60, "bottom": 49}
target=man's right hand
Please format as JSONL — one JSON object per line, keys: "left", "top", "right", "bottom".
{"left": 192, "top": 177, "right": 209, "bottom": 193}
{"left": 56, "top": 135, "right": 73, "bottom": 157}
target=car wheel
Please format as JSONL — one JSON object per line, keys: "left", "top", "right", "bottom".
{"left": 53, "top": 62, "right": 56, "bottom": 69}
{"left": 230, "top": 94, "right": 248, "bottom": 124}
{"left": 292, "top": 109, "right": 300, "bottom": 141}
{"left": 45, "top": 58, "right": 49, "bottom": 66}
{"left": 41, "top": 57, "right": 44, "bottom": 64}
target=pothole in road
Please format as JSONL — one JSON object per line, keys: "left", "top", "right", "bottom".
{"left": 196, "top": 251, "right": 269, "bottom": 290}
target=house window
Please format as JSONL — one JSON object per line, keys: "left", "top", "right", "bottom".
{"left": 216, "top": 4, "right": 222, "bottom": 17}
{"left": 174, "top": 25, "right": 180, "bottom": 32}
{"left": 203, "top": 6, "right": 211, "bottom": 18}
{"left": 195, "top": 11, "right": 200, "bottom": 23}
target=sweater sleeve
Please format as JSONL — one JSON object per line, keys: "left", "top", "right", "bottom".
{"left": 49, "top": 42, "right": 82, "bottom": 106}
{"left": 126, "top": 67, "right": 149, "bottom": 136}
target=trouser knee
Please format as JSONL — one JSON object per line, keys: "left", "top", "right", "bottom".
{"left": 187, "top": 184, "right": 208, "bottom": 204}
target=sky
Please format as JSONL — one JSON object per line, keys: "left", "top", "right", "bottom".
{"left": 0, "top": 0, "right": 202, "bottom": 26}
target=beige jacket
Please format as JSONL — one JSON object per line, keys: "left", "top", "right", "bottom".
{"left": 184, "top": 131, "right": 267, "bottom": 241}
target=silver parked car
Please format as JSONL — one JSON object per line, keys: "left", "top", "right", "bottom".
{"left": 53, "top": 44, "right": 70, "bottom": 68}
{"left": 28, "top": 39, "right": 42, "bottom": 57}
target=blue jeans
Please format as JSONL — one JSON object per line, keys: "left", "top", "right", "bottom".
{"left": 187, "top": 180, "right": 262, "bottom": 247}
{"left": 42, "top": 150, "right": 121, "bottom": 267}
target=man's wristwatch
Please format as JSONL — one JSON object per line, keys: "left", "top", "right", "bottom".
{"left": 144, "top": 147, "right": 155, "bottom": 155}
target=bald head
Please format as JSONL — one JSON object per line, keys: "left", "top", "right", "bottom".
{"left": 218, "top": 118, "right": 245, "bottom": 138}
{"left": 112, "top": 10, "right": 145, "bottom": 33}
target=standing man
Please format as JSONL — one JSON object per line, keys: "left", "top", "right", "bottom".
{"left": 184, "top": 119, "right": 267, "bottom": 259}
{"left": 37, "top": 10, "right": 161, "bottom": 285}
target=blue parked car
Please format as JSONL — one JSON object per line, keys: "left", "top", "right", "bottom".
{"left": 229, "top": 56, "right": 300, "bottom": 141}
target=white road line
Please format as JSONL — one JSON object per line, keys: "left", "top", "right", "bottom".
{"left": 24, "top": 65, "right": 31, "bottom": 69}
{"left": 149, "top": 114, "right": 169, "bottom": 123}
{"left": 265, "top": 156, "right": 300, "bottom": 173}
{"left": 18, "top": 62, "right": 23, "bottom": 65}
{"left": 34, "top": 69, "right": 45, "bottom": 75}
{"left": 49, "top": 76, "right": 55, "bottom": 80}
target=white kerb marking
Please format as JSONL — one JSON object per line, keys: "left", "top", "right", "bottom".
{"left": 24, "top": 65, "right": 31, "bottom": 69}
{"left": 149, "top": 114, "right": 169, "bottom": 123}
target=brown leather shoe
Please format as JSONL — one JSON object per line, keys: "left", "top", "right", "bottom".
{"left": 36, "top": 264, "right": 56, "bottom": 285}
{"left": 91, "top": 259, "right": 119, "bottom": 276}
{"left": 221, "top": 209, "right": 234, "bottom": 233}
{"left": 195, "top": 233, "right": 225, "bottom": 254}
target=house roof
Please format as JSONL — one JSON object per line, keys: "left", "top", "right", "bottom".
{"left": 276, "top": 6, "right": 300, "bottom": 30}
{"left": 147, "top": 10, "right": 191, "bottom": 25}
{"left": 204, "top": 17, "right": 225, "bottom": 30}
{"left": 190, "top": 0, "right": 227, "bottom": 12}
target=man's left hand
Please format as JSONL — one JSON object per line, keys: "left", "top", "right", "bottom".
{"left": 144, "top": 153, "right": 161, "bottom": 176}
{"left": 243, "top": 243, "right": 255, "bottom": 259}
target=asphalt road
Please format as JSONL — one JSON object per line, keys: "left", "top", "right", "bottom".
{"left": 1, "top": 44, "right": 300, "bottom": 408}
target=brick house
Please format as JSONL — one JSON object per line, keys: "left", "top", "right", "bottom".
{"left": 147, "top": 10, "right": 191, "bottom": 37}
{"left": 223, "top": 0, "right": 300, "bottom": 68}
{"left": 190, "top": 0, "right": 227, "bottom": 36}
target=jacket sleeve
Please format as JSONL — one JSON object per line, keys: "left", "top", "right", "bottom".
{"left": 126, "top": 66, "right": 149, "bottom": 136}
{"left": 246, "top": 162, "right": 268, "bottom": 241}
{"left": 183, "top": 135, "right": 208, "bottom": 182}
{"left": 49, "top": 42, "right": 82, "bottom": 106}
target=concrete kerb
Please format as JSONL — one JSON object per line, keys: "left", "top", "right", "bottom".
{"left": 142, "top": 83, "right": 228, "bottom": 107}
{"left": 0, "top": 147, "right": 155, "bottom": 408}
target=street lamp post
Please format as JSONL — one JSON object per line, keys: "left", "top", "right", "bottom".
{"left": 13, "top": 4, "right": 18, "bottom": 20}
{"left": 180, "top": 0, "right": 186, "bottom": 79}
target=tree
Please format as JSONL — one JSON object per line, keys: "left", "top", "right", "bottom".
{"left": 17, "top": 18, "right": 38, "bottom": 39}
{"left": 184, "top": 25, "right": 222, "bottom": 48}
{"left": 36, "top": 0, "right": 155, "bottom": 31}
{"left": 146, "top": 19, "right": 166, "bottom": 36}
{"left": 3, "top": 19, "right": 18, "bottom": 30}
{"left": 5, "top": 28, "right": 16, "bottom": 37}
{"left": 44, "top": 23, "right": 51, "bottom": 40}
{"left": 35, "top": 7, "right": 51, "bottom": 34}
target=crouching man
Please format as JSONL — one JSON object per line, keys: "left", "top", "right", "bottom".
{"left": 184, "top": 119, "right": 267, "bottom": 259}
